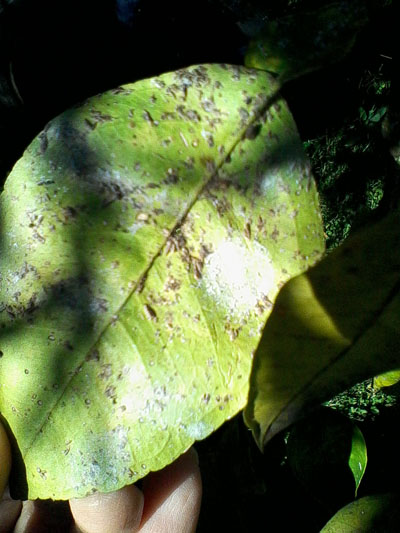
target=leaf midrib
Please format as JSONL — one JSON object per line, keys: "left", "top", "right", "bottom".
{"left": 24, "top": 72, "right": 281, "bottom": 459}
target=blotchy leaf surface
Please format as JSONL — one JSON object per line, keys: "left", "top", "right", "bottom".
{"left": 0, "top": 64, "right": 323, "bottom": 499}
{"left": 245, "top": 209, "right": 400, "bottom": 449}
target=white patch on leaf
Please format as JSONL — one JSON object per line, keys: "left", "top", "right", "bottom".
{"left": 67, "top": 425, "right": 132, "bottom": 493}
{"left": 185, "top": 420, "right": 213, "bottom": 440}
{"left": 201, "top": 237, "right": 275, "bottom": 318}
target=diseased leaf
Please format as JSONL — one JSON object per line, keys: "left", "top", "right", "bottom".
{"left": 245, "top": 1, "right": 368, "bottom": 82}
{"left": 0, "top": 64, "right": 324, "bottom": 499}
{"left": 244, "top": 209, "right": 400, "bottom": 449}
{"left": 286, "top": 408, "right": 367, "bottom": 508}
{"left": 320, "top": 493, "right": 400, "bottom": 532}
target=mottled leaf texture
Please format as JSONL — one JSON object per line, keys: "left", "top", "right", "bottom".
{"left": 0, "top": 64, "right": 324, "bottom": 499}
{"left": 245, "top": 209, "right": 400, "bottom": 450}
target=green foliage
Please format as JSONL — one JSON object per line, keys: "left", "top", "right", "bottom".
{"left": 302, "top": 35, "right": 393, "bottom": 250}
{"left": 304, "top": 73, "right": 390, "bottom": 249}
{"left": 359, "top": 104, "right": 387, "bottom": 126}
{"left": 326, "top": 379, "right": 397, "bottom": 421}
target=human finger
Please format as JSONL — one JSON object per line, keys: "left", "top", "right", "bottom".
{"left": 138, "top": 447, "right": 202, "bottom": 533}
{"left": 69, "top": 482, "right": 144, "bottom": 533}
{"left": 0, "top": 488, "right": 22, "bottom": 533}
{"left": 12, "top": 500, "right": 71, "bottom": 533}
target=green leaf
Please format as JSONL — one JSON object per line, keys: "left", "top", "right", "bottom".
{"left": 245, "top": 2, "right": 368, "bottom": 83}
{"left": 244, "top": 208, "right": 400, "bottom": 450}
{"left": 286, "top": 408, "right": 367, "bottom": 509}
{"left": 349, "top": 424, "right": 367, "bottom": 496}
{"left": 320, "top": 493, "right": 400, "bottom": 532}
{"left": 374, "top": 369, "right": 400, "bottom": 389}
{"left": 0, "top": 64, "right": 324, "bottom": 499}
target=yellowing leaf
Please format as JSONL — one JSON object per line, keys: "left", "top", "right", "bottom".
{"left": 0, "top": 64, "right": 324, "bottom": 499}
{"left": 245, "top": 209, "right": 400, "bottom": 449}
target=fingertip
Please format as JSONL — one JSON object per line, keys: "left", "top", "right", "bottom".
{"left": 70, "top": 483, "right": 144, "bottom": 533}
{"left": 139, "top": 447, "right": 202, "bottom": 533}
{"left": 0, "top": 487, "right": 22, "bottom": 532}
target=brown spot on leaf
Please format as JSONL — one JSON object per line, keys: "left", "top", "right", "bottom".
{"left": 176, "top": 105, "right": 201, "bottom": 123}
{"left": 191, "top": 257, "right": 203, "bottom": 280}
{"left": 271, "top": 227, "right": 279, "bottom": 241}
{"left": 144, "top": 304, "right": 157, "bottom": 322}
{"left": 163, "top": 168, "right": 179, "bottom": 185}
{"left": 110, "top": 86, "right": 132, "bottom": 95}
{"left": 164, "top": 275, "right": 181, "bottom": 292}
{"left": 38, "top": 132, "right": 48, "bottom": 154}
{"left": 62, "top": 206, "right": 78, "bottom": 223}
{"left": 244, "top": 221, "right": 251, "bottom": 239}
{"left": 143, "top": 110, "right": 157, "bottom": 126}
{"left": 244, "top": 124, "right": 261, "bottom": 140}
{"left": 99, "top": 364, "right": 112, "bottom": 380}
{"left": 84, "top": 118, "right": 97, "bottom": 130}
{"left": 105, "top": 385, "right": 117, "bottom": 402}
{"left": 90, "top": 110, "right": 113, "bottom": 123}
{"left": 202, "top": 393, "right": 211, "bottom": 404}
{"left": 64, "top": 340, "right": 74, "bottom": 351}
{"left": 86, "top": 349, "right": 100, "bottom": 362}
{"left": 153, "top": 79, "right": 166, "bottom": 89}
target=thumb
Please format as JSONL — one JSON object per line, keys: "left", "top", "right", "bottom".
{"left": 0, "top": 420, "right": 12, "bottom": 497}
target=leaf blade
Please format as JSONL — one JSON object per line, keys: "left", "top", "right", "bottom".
{"left": 0, "top": 64, "right": 324, "bottom": 499}
{"left": 349, "top": 424, "right": 367, "bottom": 497}
{"left": 321, "top": 493, "right": 400, "bottom": 532}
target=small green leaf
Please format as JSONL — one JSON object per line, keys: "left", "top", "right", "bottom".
{"left": 245, "top": 2, "right": 368, "bottom": 83}
{"left": 286, "top": 408, "right": 367, "bottom": 509}
{"left": 0, "top": 64, "right": 324, "bottom": 499}
{"left": 349, "top": 424, "right": 367, "bottom": 496}
{"left": 244, "top": 208, "right": 400, "bottom": 449}
{"left": 321, "top": 493, "right": 400, "bottom": 532}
